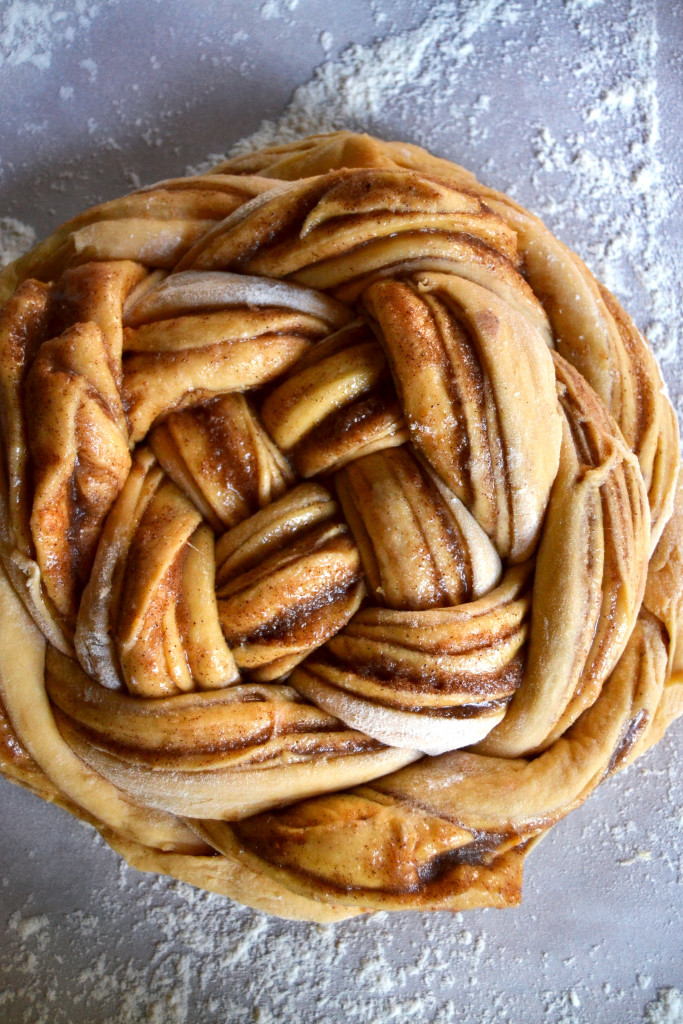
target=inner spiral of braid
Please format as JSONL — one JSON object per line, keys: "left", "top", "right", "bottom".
{"left": 0, "top": 131, "right": 681, "bottom": 923}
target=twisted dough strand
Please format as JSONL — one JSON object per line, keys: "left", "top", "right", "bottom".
{"left": 0, "top": 131, "right": 680, "bottom": 921}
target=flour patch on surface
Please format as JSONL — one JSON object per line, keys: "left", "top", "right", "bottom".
{"left": 644, "top": 989, "right": 683, "bottom": 1024}
{"left": 0, "top": 217, "right": 36, "bottom": 268}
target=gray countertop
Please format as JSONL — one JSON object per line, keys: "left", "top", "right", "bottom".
{"left": 0, "top": 2, "right": 681, "bottom": 1021}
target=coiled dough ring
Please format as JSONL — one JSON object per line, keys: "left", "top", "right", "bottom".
{"left": 0, "top": 131, "right": 681, "bottom": 922}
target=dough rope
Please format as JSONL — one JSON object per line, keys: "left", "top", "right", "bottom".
{"left": 0, "top": 131, "right": 681, "bottom": 922}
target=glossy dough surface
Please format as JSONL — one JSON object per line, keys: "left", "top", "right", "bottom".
{"left": 0, "top": 131, "right": 681, "bottom": 922}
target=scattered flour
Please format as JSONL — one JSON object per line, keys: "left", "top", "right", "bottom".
{"left": 1, "top": 832, "right": 680, "bottom": 1024}
{"left": 226, "top": 0, "right": 513, "bottom": 156}
{"left": 0, "top": 0, "right": 109, "bottom": 70}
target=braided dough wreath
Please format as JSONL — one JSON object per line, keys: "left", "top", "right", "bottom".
{"left": 0, "top": 131, "right": 681, "bottom": 923}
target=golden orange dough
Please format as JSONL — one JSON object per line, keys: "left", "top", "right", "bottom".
{"left": 0, "top": 131, "right": 681, "bottom": 922}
